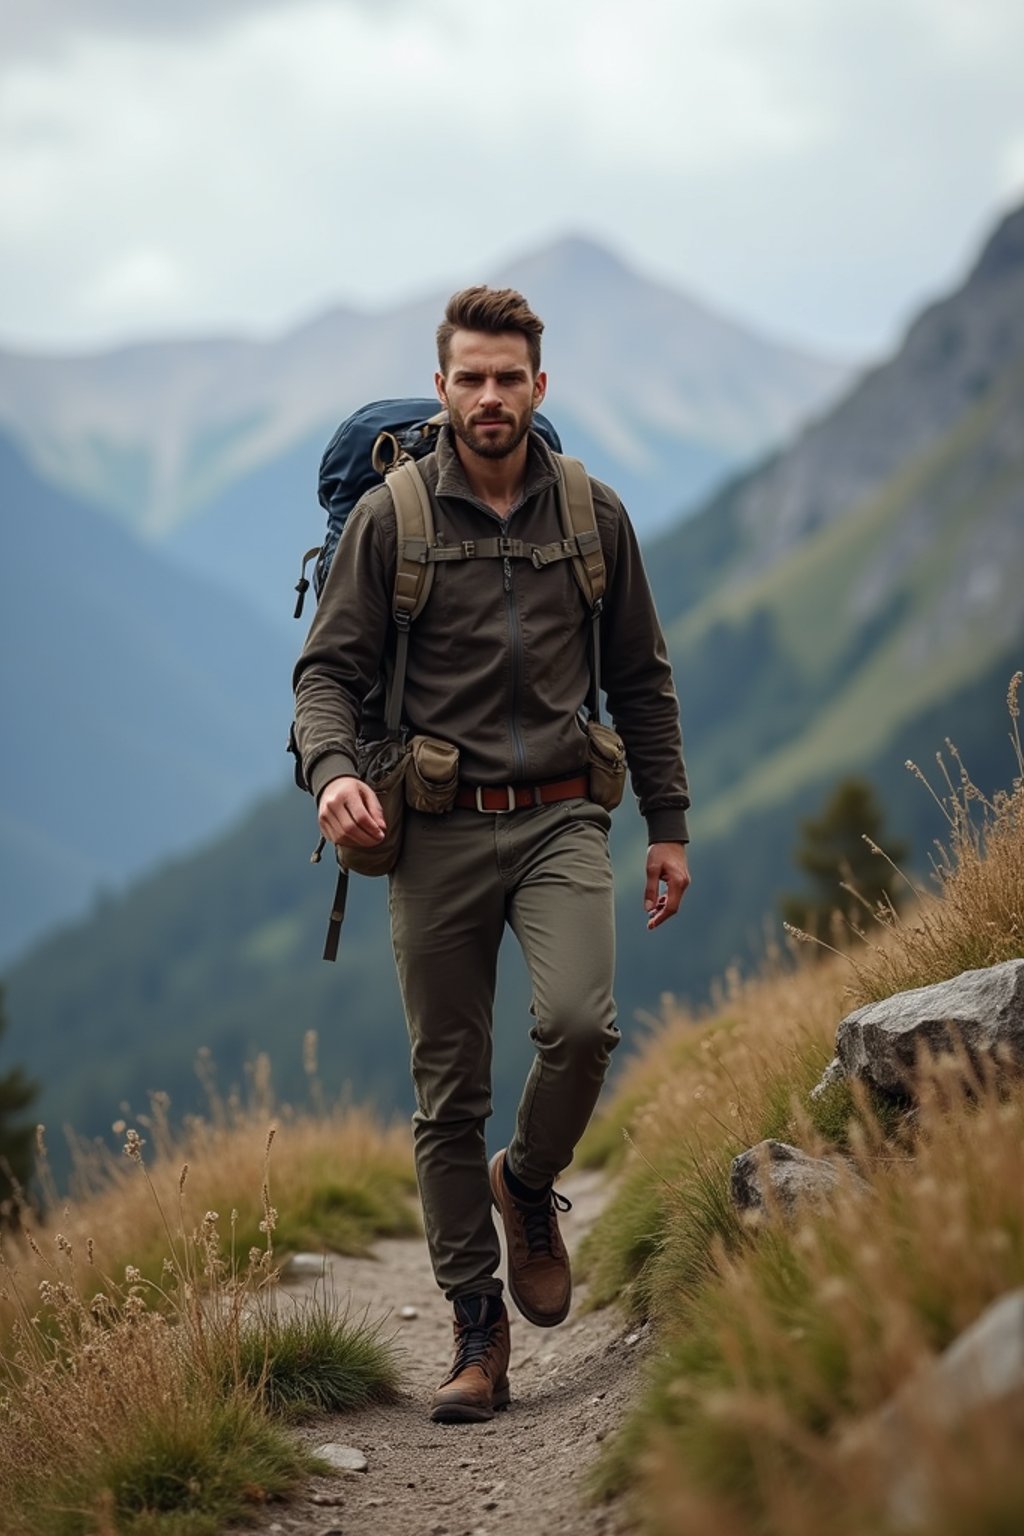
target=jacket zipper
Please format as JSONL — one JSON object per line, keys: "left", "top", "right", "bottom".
{"left": 503, "top": 551, "right": 528, "bottom": 779}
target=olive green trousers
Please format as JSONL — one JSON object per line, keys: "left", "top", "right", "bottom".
{"left": 389, "top": 798, "right": 620, "bottom": 1300}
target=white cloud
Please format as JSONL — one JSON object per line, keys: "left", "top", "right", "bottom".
{"left": 0, "top": 0, "right": 1021, "bottom": 354}
{"left": 79, "top": 247, "right": 189, "bottom": 324}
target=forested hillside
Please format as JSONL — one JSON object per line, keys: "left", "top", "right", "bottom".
{"left": 0, "top": 431, "right": 294, "bottom": 962}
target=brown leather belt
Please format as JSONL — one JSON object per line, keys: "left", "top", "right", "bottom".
{"left": 454, "top": 774, "right": 590, "bottom": 812}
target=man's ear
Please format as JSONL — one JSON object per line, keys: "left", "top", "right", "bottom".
{"left": 533, "top": 370, "right": 548, "bottom": 408}
{"left": 435, "top": 371, "right": 448, "bottom": 406}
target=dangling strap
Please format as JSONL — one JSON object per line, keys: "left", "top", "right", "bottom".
{"left": 294, "top": 545, "right": 322, "bottom": 620}
{"left": 322, "top": 863, "right": 349, "bottom": 962}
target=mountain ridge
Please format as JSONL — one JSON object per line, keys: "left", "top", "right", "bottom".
{"left": 0, "top": 232, "right": 849, "bottom": 558}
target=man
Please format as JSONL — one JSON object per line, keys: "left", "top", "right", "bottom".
{"left": 293, "top": 286, "right": 690, "bottom": 1423}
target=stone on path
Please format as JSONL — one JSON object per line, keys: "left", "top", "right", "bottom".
{"left": 815, "top": 959, "right": 1024, "bottom": 1099}
{"left": 282, "top": 1251, "right": 335, "bottom": 1278}
{"left": 315, "top": 1443, "right": 369, "bottom": 1473}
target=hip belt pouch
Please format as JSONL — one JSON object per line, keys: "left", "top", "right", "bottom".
{"left": 405, "top": 734, "right": 460, "bottom": 814}
{"left": 586, "top": 720, "right": 627, "bottom": 811}
{"left": 341, "top": 738, "right": 410, "bottom": 876}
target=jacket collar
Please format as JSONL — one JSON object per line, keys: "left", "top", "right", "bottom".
{"left": 434, "top": 422, "right": 559, "bottom": 506}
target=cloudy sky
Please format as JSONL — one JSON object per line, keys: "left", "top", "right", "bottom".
{"left": 2, "top": 0, "right": 1022, "bottom": 359}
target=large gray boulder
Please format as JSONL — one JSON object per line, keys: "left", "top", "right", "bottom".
{"left": 821, "top": 959, "right": 1024, "bottom": 1098}
{"left": 730, "top": 1140, "right": 863, "bottom": 1218}
{"left": 842, "top": 1289, "right": 1024, "bottom": 1528}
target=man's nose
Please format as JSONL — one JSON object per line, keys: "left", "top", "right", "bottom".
{"left": 479, "top": 375, "right": 502, "bottom": 405}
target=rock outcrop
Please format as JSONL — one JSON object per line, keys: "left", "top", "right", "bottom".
{"left": 730, "top": 1139, "right": 864, "bottom": 1218}
{"left": 842, "top": 1289, "right": 1024, "bottom": 1528}
{"left": 813, "top": 959, "right": 1024, "bottom": 1099}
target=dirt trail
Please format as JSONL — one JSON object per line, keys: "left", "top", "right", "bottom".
{"left": 247, "top": 1170, "right": 641, "bottom": 1536}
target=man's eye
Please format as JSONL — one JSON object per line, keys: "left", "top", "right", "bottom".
{"left": 499, "top": 374, "right": 525, "bottom": 385}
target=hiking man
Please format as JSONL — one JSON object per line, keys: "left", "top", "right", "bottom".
{"left": 293, "top": 286, "right": 690, "bottom": 1422}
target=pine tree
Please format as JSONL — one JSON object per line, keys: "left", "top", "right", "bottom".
{"left": 780, "top": 776, "right": 908, "bottom": 946}
{"left": 0, "top": 986, "right": 37, "bottom": 1219}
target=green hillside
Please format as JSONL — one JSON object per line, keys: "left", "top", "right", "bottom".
{"left": 665, "top": 356, "right": 1024, "bottom": 840}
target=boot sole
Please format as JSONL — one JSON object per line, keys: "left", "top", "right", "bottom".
{"left": 488, "top": 1151, "right": 572, "bottom": 1329}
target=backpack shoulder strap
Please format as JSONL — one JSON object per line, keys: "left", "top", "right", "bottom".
{"left": 554, "top": 454, "right": 607, "bottom": 722}
{"left": 387, "top": 458, "right": 437, "bottom": 624}
{"left": 555, "top": 454, "right": 605, "bottom": 610}
{"left": 380, "top": 458, "right": 437, "bottom": 737}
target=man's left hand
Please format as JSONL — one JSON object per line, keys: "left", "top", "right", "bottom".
{"left": 643, "top": 842, "right": 691, "bottom": 930}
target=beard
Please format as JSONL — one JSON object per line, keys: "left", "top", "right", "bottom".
{"left": 448, "top": 403, "right": 533, "bottom": 460}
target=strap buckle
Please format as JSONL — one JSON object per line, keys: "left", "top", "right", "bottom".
{"left": 476, "top": 785, "right": 517, "bottom": 813}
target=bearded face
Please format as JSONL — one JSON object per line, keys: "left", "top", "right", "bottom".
{"left": 436, "top": 330, "right": 547, "bottom": 463}
{"left": 446, "top": 398, "right": 534, "bottom": 460}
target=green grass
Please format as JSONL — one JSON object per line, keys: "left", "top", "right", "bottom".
{"left": 236, "top": 1291, "right": 400, "bottom": 1418}
{"left": 4, "top": 1395, "right": 315, "bottom": 1536}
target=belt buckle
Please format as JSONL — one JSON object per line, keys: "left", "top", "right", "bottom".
{"left": 476, "top": 785, "right": 517, "bottom": 813}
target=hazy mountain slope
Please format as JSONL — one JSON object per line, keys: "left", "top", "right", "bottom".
{"left": 0, "top": 236, "right": 847, "bottom": 557}
{"left": 661, "top": 356, "right": 1024, "bottom": 840}
{"left": 649, "top": 204, "right": 1024, "bottom": 611}
{"left": 0, "top": 431, "right": 295, "bottom": 962}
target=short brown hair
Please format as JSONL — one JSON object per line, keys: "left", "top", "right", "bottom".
{"left": 436, "top": 286, "right": 544, "bottom": 376}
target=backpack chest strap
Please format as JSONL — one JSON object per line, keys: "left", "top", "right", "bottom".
{"left": 402, "top": 532, "right": 599, "bottom": 569}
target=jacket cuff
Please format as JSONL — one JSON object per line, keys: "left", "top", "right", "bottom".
{"left": 646, "top": 808, "right": 690, "bottom": 844}
{"left": 310, "top": 751, "right": 359, "bottom": 802}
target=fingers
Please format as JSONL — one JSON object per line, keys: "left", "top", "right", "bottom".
{"left": 318, "top": 777, "right": 387, "bottom": 848}
{"left": 644, "top": 845, "right": 692, "bottom": 930}
{"left": 643, "top": 864, "right": 661, "bottom": 917}
{"left": 646, "top": 871, "right": 686, "bottom": 929}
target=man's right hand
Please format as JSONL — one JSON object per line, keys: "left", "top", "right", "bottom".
{"left": 318, "top": 775, "right": 387, "bottom": 848}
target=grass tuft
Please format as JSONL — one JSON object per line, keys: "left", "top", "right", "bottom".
{"left": 237, "top": 1290, "right": 400, "bottom": 1419}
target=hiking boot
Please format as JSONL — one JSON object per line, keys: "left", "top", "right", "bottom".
{"left": 430, "top": 1294, "right": 511, "bottom": 1423}
{"left": 488, "top": 1149, "right": 572, "bottom": 1327}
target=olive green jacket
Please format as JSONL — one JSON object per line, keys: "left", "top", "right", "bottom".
{"left": 293, "top": 427, "right": 690, "bottom": 843}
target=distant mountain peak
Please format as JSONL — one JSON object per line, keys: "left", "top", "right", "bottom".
{"left": 516, "top": 232, "right": 633, "bottom": 278}
{"left": 973, "top": 201, "right": 1024, "bottom": 285}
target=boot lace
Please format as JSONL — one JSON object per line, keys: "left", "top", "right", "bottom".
{"left": 451, "top": 1315, "right": 501, "bottom": 1376}
{"left": 520, "top": 1188, "right": 572, "bottom": 1257}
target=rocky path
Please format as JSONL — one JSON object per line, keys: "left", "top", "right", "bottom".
{"left": 247, "top": 1170, "right": 641, "bottom": 1536}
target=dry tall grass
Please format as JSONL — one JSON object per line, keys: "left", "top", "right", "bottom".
{"left": 634, "top": 1061, "right": 1024, "bottom": 1536}
{"left": 8, "top": 1044, "right": 417, "bottom": 1315}
{"left": 842, "top": 670, "right": 1024, "bottom": 1004}
{"left": 582, "top": 678, "right": 1024, "bottom": 1535}
{"left": 0, "top": 1056, "right": 414, "bottom": 1535}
